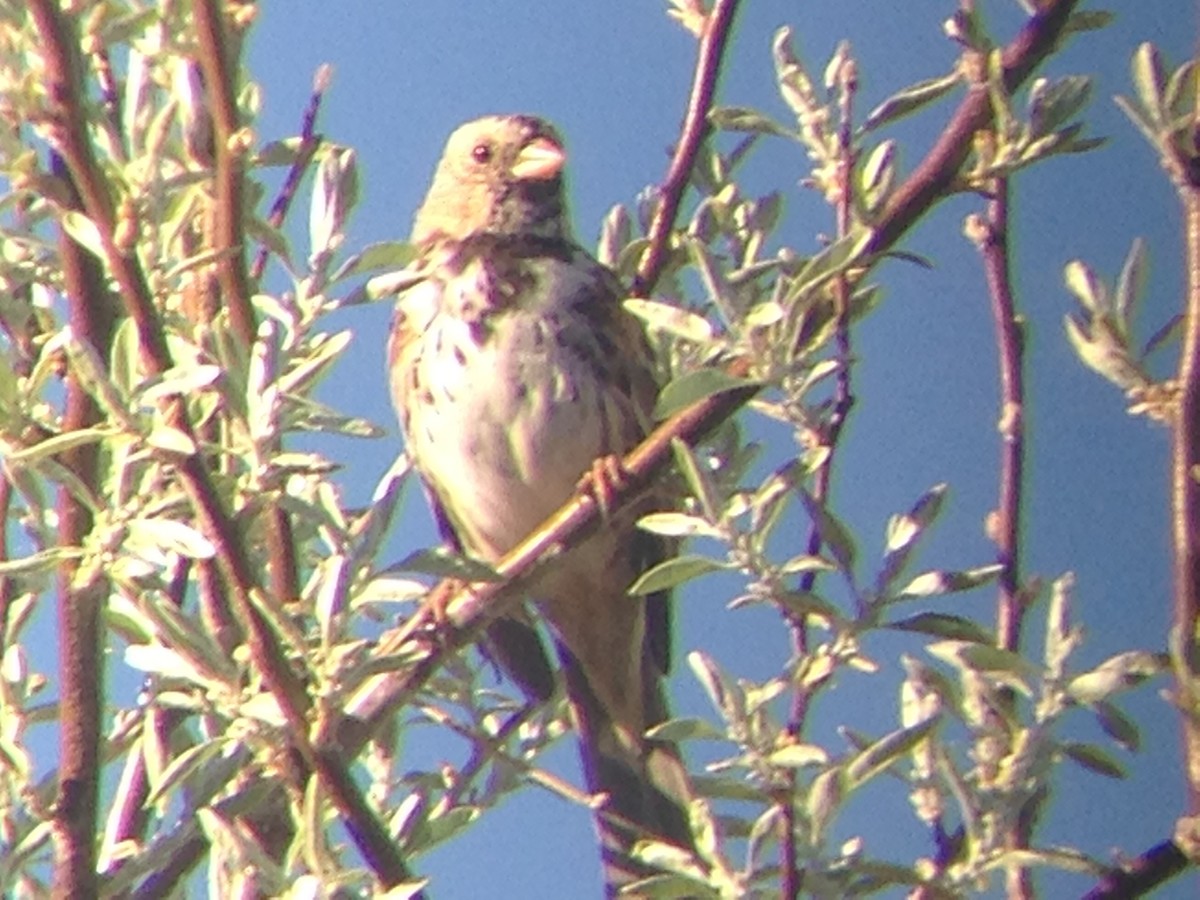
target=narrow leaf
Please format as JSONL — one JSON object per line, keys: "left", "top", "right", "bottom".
{"left": 630, "top": 554, "right": 725, "bottom": 595}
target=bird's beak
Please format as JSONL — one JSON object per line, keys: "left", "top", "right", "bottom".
{"left": 510, "top": 137, "right": 565, "bottom": 181}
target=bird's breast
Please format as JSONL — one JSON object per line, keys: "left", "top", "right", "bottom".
{"left": 398, "top": 261, "right": 629, "bottom": 560}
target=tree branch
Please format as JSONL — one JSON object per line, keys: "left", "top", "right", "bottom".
{"left": 49, "top": 150, "right": 118, "bottom": 899}
{"left": 631, "top": 0, "right": 742, "bottom": 297}
{"left": 193, "top": 0, "right": 255, "bottom": 347}
{"left": 868, "top": 0, "right": 1082, "bottom": 256}
{"left": 1081, "top": 839, "right": 1189, "bottom": 900}
{"left": 250, "top": 64, "right": 331, "bottom": 282}
{"left": 1170, "top": 86, "right": 1200, "bottom": 816}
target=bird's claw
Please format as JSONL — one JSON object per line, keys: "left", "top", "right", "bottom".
{"left": 425, "top": 578, "right": 464, "bottom": 627}
{"left": 579, "top": 454, "right": 628, "bottom": 518}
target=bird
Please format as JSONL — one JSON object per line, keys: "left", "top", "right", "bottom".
{"left": 386, "top": 114, "right": 693, "bottom": 893}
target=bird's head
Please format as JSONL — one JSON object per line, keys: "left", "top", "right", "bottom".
{"left": 412, "top": 115, "right": 570, "bottom": 244}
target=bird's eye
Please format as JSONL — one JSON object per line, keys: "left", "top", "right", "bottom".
{"left": 471, "top": 144, "right": 493, "bottom": 164}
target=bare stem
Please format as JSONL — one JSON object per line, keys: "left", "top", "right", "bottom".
{"left": 632, "top": 0, "right": 742, "bottom": 298}
{"left": 1081, "top": 839, "right": 1189, "bottom": 899}
{"left": 250, "top": 64, "right": 331, "bottom": 282}
{"left": 972, "top": 178, "right": 1032, "bottom": 899}
{"left": 50, "top": 149, "right": 118, "bottom": 899}
{"left": 1171, "top": 106, "right": 1200, "bottom": 816}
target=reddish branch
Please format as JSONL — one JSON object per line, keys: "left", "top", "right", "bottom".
{"left": 192, "top": 0, "right": 255, "bottom": 346}
{"left": 777, "top": 53, "right": 859, "bottom": 900}
{"left": 49, "top": 150, "right": 118, "bottom": 899}
{"left": 193, "top": 0, "right": 301, "bottom": 609}
{"left": 631, "top": 0, "right": 742, "bottom": 297}
{"left": 973, "top": 179, "right": 1033, "bottom": 897}
{"left": 977, "top": 184, "right": 1026, "bottom": 656}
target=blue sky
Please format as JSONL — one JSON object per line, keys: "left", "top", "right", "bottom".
{"left": 237, "top": 2, "right": 1192, "bottom": 896}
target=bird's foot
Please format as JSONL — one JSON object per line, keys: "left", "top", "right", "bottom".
{"left": 425, "top": 578, "right": 465, "bottom": 626}
{"left": 579, "top": 454, "right": 628, "bottom": 518}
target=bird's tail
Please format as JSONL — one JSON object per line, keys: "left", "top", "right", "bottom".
{"left": 559, "top": 647, "right": 694, "bottom": 897}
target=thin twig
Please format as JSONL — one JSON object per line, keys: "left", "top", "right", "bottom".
{"left": 250, "top": 64, "right": 331, "bottom": 282}
{"left": 194, "top": 0, "right": 304, "bottom": 621}
{"left": 971, "top": 176, "right": 1032, "bottom": 899}
{"left": 1171, "top": 132, "right": 1200, "bottom": 801}
{"left": 780, "top": 52, "right": 859, "bottom": 900}
{"left": 1080, "top": 839, "right": 1189, "bottom": 899}
{"left": 193, "top": 0, "right": 255, "bottom": 346}
{"left": 976, "top": 181, "right": 1026, "bottom": 656}
{"left": 631, "top": 0, "right": 743, "bottom": 297}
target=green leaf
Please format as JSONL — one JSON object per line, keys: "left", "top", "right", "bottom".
{"left": 799, "top": 491, "right": 856, "bottom": 575}
{"left": 630, "top": 554, "right": 726, "bottom": 595}
{"left": 1044, "top": 573, "right": 1080, "bottom": 676}
{"left": 145, "top": 423, "right": 197, "bottom": 455}
{"left": 624, "top": 298, "right": 715, "bottom": 343}
{"left": 1163, "top": 59, "right": 1198, "bottom": 119}
{"left": 877, "top": 483, "right": 948, "bottom": 590}
{"left": 654, "top": 368, "right": 759, "bottom": 420}
{"left": 859, "top": 139, "right": 896, "bottom": 204}
{"left": 646, "top": 717, "right": 725, "bottom": 743}
{"left": 145, "top": 738, "right": 232, "bottom": 809}
{"left": 708, "top": 105, "right": 791, "bottom": 137}
{"left": 927, "top": 640, "right": 1037, "bottom": 688}
{"left": 0, "top": 547, "right": 83, "bottom": 577}
{"left": 60, "top": 210, "right": 106, "bottom": 260}
{"left": 1114, "top": 238, "right": 1146, "bottom": 327}
{"left": 845, "top": 717, "right": 939, "bottom": 788}
{"left": 671, "top": 438, "right": 720, "bottom": 521}
{"left": 1067, "top": 650, "right": 1166, "bottom": 703}
{"left": 310, "top": 145, "right": 358, "bottom": 257}
{"left": 137, "top": 364, "right": 222, "bottom": 405}
{"left": 1064, "top": 259, "right": 1107, "bottom": 312}
{"left": 690, "top": 774, "right": 766, "bottom": 803}
{"left": 638, "top": 512, "right": 721, "bottom": 539}
{"left": 1062, "top": 10, "right": 1115, "bottom": 37}
{"left": 395, "top": 548, "right": 500, "bottom": 582}
{"left": 805, "top": 767, "right": 844, "bottom": 838}
{"left": 893, "top": 565, "right": 1001, "bottom": 600}
{"left": 333, "top": 240, "right": 418, "bottom": 280}
{"left": 772, "top": 27, "right": 818, "bottom": 121}
{"left": 861, "top": 72, "right": 960, "bottom": 132}
{"left": 1061, "top": 741, "right": 1126, "bottom": 779}
{"left": 773, "top": 590, "right": 841, "bottom": 625}
{"left": 767, "top": 742, "right": 829, "bottom": 768}
{"left": 1131, "top": 42, "right": 1166, "bottom": 125}
{"left": 278, "top": 329, "right": 352, "bottom": 396}
{"left": 127, "top": 517, "right": 216, "bottom": 560}
{"left": 3, "top": 427, "right": 121, "bottom": 465}
{"left": 688, "top": 651, "right": 734, "bottom": 720}
{"left": 1092, "top": 700, "right": 1141, "bottom": 752}
{"left": 887, "top": 613, "right": 992, "bottom": 644}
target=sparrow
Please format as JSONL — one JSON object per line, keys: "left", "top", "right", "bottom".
{"left": 387, "top": 115, "right": 692, "bottom": 893}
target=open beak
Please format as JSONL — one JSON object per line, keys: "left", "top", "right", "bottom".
{"left": 510, "top": 137, "right": 566, "bottom": 181}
